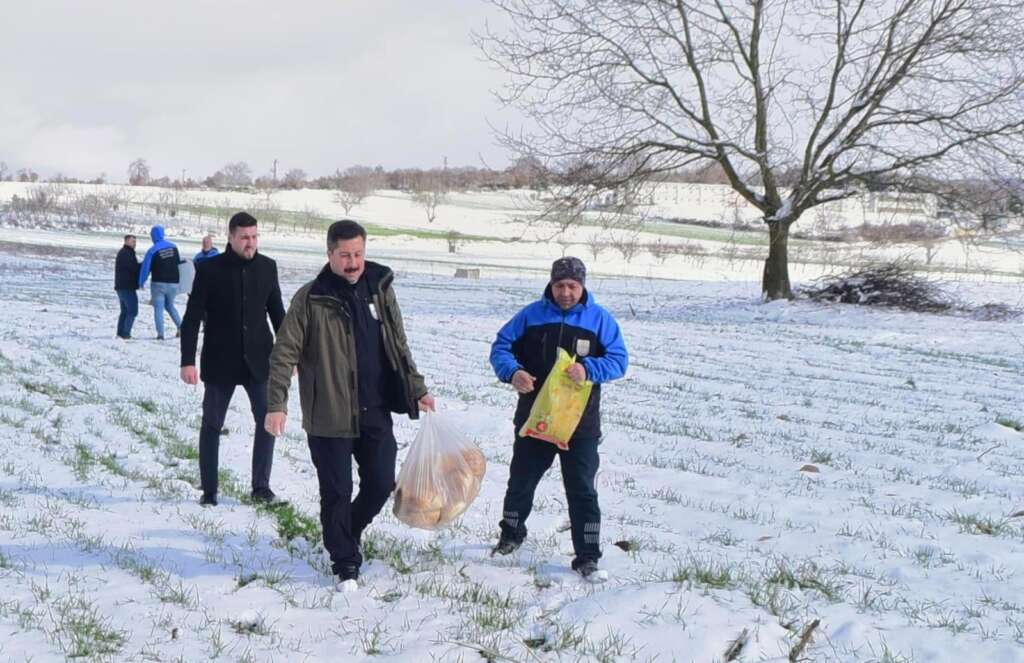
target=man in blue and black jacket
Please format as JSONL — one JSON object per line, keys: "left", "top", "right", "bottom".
{"left": 138, "top": 224, "right": 184, "bottom": 340}
{"left": 489, "top": 256, "right": 628, "bottom": 580}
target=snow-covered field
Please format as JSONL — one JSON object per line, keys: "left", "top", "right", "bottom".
{"left": 1, "top": 231, "right": 1023, "bottom": 662}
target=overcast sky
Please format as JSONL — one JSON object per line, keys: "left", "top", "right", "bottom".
{"left": 0, "top": 1, "right": 515, "bottom": 181}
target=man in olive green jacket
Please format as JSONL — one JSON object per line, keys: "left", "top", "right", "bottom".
{"left": 265, "top": 220, "right": 434, "bottom": 591}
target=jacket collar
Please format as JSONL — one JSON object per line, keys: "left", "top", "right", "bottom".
{"left": 311, "top": 261, "right": 393, "bottom": 298}
{"left": 223, "top": 243, "right": 257, "bottom": 266}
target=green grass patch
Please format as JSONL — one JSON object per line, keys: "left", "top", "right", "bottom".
{"left": 946, "top": 510, "right": 1010, "bottom": 536}
{"left": 265, "top": 502, "right": 320, "bottom": 544}
{"left": 52, "top": 594, "right": 128, "bottom": 659}
{"left": 362, "top": 530, "right": 414, "bottom": 574}
{"left": 668, "top": 555, "right": 737, "bottom": 589}
{"left": 996, "top": 417, "right": 1023, "bottom": 432}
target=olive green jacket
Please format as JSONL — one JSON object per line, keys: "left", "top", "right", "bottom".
{"left": 267, "top": 262, "right": 427, "bottom": 437}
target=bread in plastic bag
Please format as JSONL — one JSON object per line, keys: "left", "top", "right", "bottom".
{"left": 393, "top": 411, "right": 487, "bottom": 530}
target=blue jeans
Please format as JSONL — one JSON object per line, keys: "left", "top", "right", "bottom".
{"left": 115, "top": 289, "right": 138, "bottom": 338}
{"left": 150, "top": 281, "right": 182, "bottom": 338}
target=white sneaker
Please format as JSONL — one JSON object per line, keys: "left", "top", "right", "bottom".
{"left": 335, "top": 579, "right": 358, "bottom": 593}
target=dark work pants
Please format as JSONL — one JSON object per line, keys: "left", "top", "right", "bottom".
{"left": 499, "top": 435, "right": 602, "bottom": 564}
{"left": 199, "top": 380, "right": 274, "bottom": 495}
{"left": 307, "top": 409, "right": 397, "bottom": 574}
{"left": 116, "top": 289, "right": 138, "bottom": 338}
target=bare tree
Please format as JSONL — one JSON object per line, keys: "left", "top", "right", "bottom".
{"left": 611, "top": 230, "right": 641, "bottom": 263}
{"left": 299, "top": 205, "right": 320, "bottom": 232}
{"left": 921, "top": 240, "right": 942, "bottom": 266}
{"left": 333, "top": 166, "right": 376, "bottom": 215}
{"left": 128, "top": 158, "right": 150, "bottom": 186}
{"left": 282, "top": 168, "right": 307, "bottom": 189}
{"left": 411, "top": 175, "right": 448, "bottom": 224}
{"left": 586, "top": 233, "right": 605, "bottom": 262}
{"left": 207, "top": 162, "right": 252, "bottom": 189}
{"left": 223, "top": 162, "right": 253, "bottom": 188}
{"left": 480, "top": 0, "right": 1024, "bottom": 299}
{"left": 255, "top": 190, "right": 283, "bottom": 232}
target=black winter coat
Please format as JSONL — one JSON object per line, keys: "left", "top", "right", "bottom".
{"left": 180, "top": 246, "right": 286, "bottom": 385}
{"left": 114, "top": 246, "right": 140, "bottom": 291}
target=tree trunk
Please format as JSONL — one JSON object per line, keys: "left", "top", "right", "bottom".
{"left": 762, "top": 220, "right": 793, "bottom": 300}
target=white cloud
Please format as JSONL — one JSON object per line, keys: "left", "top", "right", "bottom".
{"left": 0, "top": 0, "right": 516, "bottom": 180}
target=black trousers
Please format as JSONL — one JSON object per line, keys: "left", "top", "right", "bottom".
{"left": 499, "top": 435, "right": 602, "bottom": 563}
{"left": 199, "top": 380, "right": 274, "bottom": 495}
{"left": 307, "top": 409, "right": 397, "bottom": 574}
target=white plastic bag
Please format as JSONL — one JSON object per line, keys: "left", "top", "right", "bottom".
{"left": 393, "top": 411, "right": 487, "bottom": 530}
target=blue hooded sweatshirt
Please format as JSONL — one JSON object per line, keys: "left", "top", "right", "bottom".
{"left": 138, "top": 225, "right": 182, "bottom": 287}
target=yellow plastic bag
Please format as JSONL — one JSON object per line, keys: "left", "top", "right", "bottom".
{"left": 519, "top": 348, "right": 592, "bottom": 449}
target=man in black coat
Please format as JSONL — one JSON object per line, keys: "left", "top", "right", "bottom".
{"left": 114, "top": 234, "right": 140, "bottom": 339}
{"left": 180, "top": 212, "right": 287, "bottom": 506}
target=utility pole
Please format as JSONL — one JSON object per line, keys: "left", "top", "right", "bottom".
{"left": 272, "top": 159, "right": 278, "bottom": 185}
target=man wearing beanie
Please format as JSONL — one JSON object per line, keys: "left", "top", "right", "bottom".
{"left": 180, "top": 211, "right": 287, "bottom": 507}
{"left": 489, "top": 256, "right": 629, "bottom": 580}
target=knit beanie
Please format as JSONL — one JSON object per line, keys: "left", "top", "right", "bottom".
{"left": 550, "top": 256, "right": 586, "bottom": 285}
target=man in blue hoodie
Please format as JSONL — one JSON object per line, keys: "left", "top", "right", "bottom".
{"left": 489, "top": 257, "right": 628, "bottom": 580}
{"left": 139, "top": 225, "right": 184, "bottom": 340}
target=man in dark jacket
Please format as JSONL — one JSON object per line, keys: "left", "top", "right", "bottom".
{"left": 489, "top": 257, "right": 628, "bottom": 580}
{"left": 180, "top": 212, "right": 286, "bottom": 507}
{"left": 114, "top": 234, "right": 140, "bottom": 339}
{"left": 139, "top": 224, "right": 184, "bottom": 340}
{"left": 265, "top": 219, "right": 434, "bottom": 592}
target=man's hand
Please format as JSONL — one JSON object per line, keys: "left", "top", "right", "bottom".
{"left": 511, "top": 370, "right": 536, "bottom": 394}
{"left": 180, "top": 365, "right": 198, "bottom": 385}
{"left": 418, "top": 393, "right": 436, "bottom": 412}
{"left": 566, "top": 362, "right": 587, "bottom": 383}
{"left": 264, "top": 412, "right": 287, "bottom": 436}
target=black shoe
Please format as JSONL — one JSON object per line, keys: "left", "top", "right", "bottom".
{"left": 199, "top": 493, "right": 218, "bottom": 507}
{"left": 250, "top": 488, "right": 287, "bottom": 506}
{"left": 572, "top": 559, "right": 599, "bottom": 578}
{"left": 490, "top": 537, "right": 522, "bottom": 557}
{"left": 156, "top": 335, "right": 165, "bottom": 340}
{"left": 337, "top": 564, "right": 360, "bottom": 582}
